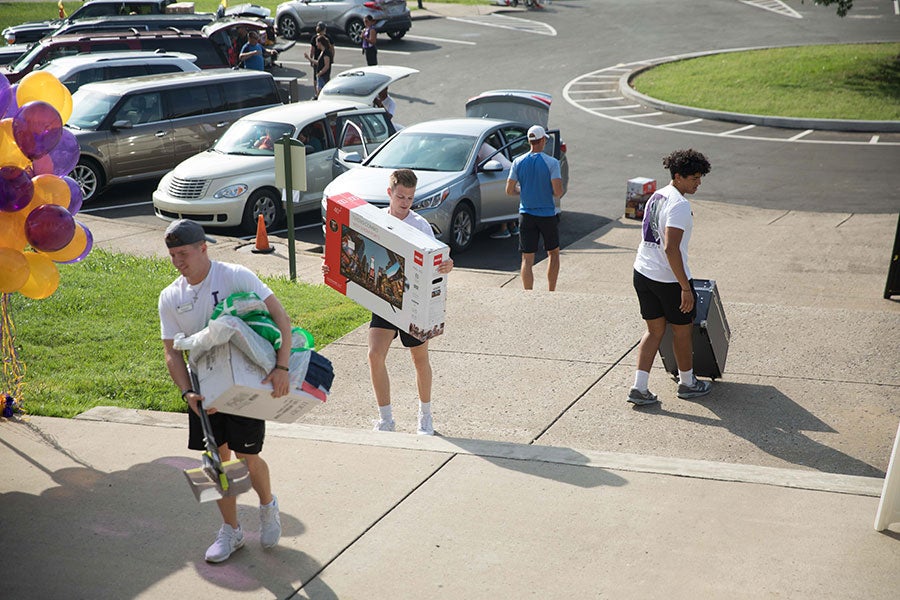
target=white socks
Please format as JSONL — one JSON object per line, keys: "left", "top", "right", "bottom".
{"left": 634, "top": 370, "right": 650, "bottom": 392}
{"left": 679, "top": 370, "right": 695, "bottom": 386}
{"left": 419, "top": 401, "right": 432, "bottom": 416}
{"left": 378, "top": 404, "right": 393, "bottom": 422}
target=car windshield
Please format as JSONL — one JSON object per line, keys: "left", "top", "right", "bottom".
{"left": 66, "top": 89, "right": 118, "bottom": 130}
{"left": 6, "top": 41, "right": 43, "bottom": 73}
{"left": 368, "top": 132, "right": 477, "bottom": 172}
{"left": 320, "top": 71, "right": 391, "bottom": 98}
{"left": 213, "top": 120, "right": 295, "bottom": 156}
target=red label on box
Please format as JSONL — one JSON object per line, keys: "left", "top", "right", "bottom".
{"left": 433, "top": 254, "right": 443, "bottom": 267}
{"left": 414, "top": 251, "right": 423, "bottom": 266}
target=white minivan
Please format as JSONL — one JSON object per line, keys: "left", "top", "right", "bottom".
{"left": 35, "top": 51, "right": 201, "bottom": 93}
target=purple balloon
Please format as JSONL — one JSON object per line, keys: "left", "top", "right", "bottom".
{"left": 0, "top": 74, "right": 10, "bottom": 120}
{"left": 61, "top": 221, "right": 93, "bottom": 264}
{"left": 30, "top": 154, "right": 53, "bottom": 176}
{"left": 46, "top": 129, "right": 80, "bottom": 176}
{"left": 12, "top": 101, "right": 63, "bottom": 160}
{"left": 63, "top": 176, "right": 83, "bottom": 215}
{"left": 0, "top": 166, "right": 34, "bottom": 212}
{"left": 1, "top": 84, "right": 17, "bottom": 119}
{"left": 24, "top": 203, "right": 75, "bottom": 252}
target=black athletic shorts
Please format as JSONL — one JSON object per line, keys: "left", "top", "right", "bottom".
{"left": 633, "top": 269, "right": 696, "bottom": 326}
{"left": 188, "top": 410, "right": 265, "bottom": 455}
{"left": 370, "top": 312, "right": 424, "bottom": 348}
{"left": 519, "top": 213, "right": 560, "bottom": 254}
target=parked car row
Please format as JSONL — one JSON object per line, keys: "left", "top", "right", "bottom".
{"left": 275, "top": 0, "right": 411, "bottom": 45}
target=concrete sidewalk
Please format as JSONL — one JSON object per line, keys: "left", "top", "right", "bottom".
{"left": 3, "top": 199, "right": 899, "bottom": 598}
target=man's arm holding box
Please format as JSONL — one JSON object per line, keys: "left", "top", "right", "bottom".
{"left": 261, "top": 294, "right": 292, "bottom": 398}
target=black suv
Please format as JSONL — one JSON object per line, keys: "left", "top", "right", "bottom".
{"left": 3, "top": 1, "right": 175, "bottom": 45}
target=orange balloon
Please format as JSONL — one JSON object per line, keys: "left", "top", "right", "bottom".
{"left": 19, "top": 252, "right": 59, "bottom": 299}
{"left": 0, "top": 247, "right": 30, "bottom": 293}
{"left": 32, "top": 174, "right": 70, "bottom": 208}
{"left": 41, "top": 222, "right": 87, "bottom": 263}
{"left": 0, "top": 118, "right": 32, "bottom": 170}
{"left": 16, "top": 71, "right": 73, "bottom": 124}
{"left": 0, "top": 211, "right": 28, "bottom": 250}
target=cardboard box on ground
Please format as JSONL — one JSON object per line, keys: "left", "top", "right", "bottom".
{"left": 323, "top": 193, "right": 449, "bottom": 342}
{"left": 196, "top": 342, "right": 325, "bottom": 423}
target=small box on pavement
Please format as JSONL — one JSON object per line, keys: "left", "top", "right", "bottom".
{"left": 324, "top": 193, "right": 449, "bottom": 341}
{"left": 196, "top": 343, "right": 324, "bottom": 423}
{"left": 625, "top": 177, "right": 656, "bottom": 220}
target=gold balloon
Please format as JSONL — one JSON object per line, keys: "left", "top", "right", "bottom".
{"left": 32, "top": 174, "right": 70, "bottom": 208}
{"left": 41, "top": 222, "right": 87, "bottom": 263}
{"left": 0, "top": 118, "right": 32, "bottom": 170}
{"left": 16, "top": 71, "right": 73, "bottom": 124}
{"left": 0, "top": 247, "right": 30, "bottom": 293}
{"left": 19, "top": 252, "right": 60, "bottom": 299}
{"left": 0, "top": 211, "right": 28, "bottom": 251}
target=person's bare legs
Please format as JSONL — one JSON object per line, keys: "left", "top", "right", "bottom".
{"left": 240, "top": 453, "right": 273, "bottom": 505}
{"left": 670, "top": 322, "right": 694, "bottom": 372}
{"left": 636, "top": 317, "right": 667, "bottom": 372}
{"left": 368, "top": 327, "right": 395, "bottom": 407}
{"left": 521, "top": 252, "right": 535, "bottom": 290}
{"left": 546, "top": 247, "right": 560, "bottom": 291}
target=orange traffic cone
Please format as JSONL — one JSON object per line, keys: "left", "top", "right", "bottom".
{"left": 251, "top": 214, "right": 275, "bottom": 254}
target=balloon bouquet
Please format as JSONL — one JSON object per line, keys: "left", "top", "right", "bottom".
{"left": 0, "top": 70, "right": 93, "bottom": 418}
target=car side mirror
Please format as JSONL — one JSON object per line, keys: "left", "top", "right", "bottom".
{"left": 341, "top": 151, "right": 362, "bottom": 164}
{"left": 481, "top": 159, "right": 503, "bottom": 172}
{"left": 111, "top": 120, "right": 133, "bottom": 131}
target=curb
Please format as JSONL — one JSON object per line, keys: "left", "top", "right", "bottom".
{"left": 619, "top": 46, "right": 900, "bottom": 133}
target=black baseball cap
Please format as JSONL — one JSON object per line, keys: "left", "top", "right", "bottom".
{"left": 164, "top": 219, "right": 216, "bottom": 248}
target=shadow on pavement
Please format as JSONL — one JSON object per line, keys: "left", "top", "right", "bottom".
{"left": 649, "top": 382, "right": 885, "bottom": 478}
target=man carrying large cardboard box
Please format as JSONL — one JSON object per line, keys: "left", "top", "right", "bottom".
{"left": 324, "top": 169, "right": 454, "bottom": 435}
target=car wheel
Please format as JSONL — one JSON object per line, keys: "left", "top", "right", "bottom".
{"left": 387, "top": 30, "right": 406, "bottom": 40}
{"left": 449, "top": 202, "right": 475, "bottom": 253}
{"left": 70, "top": 158, "right": 104, "bottom": 204}
{"left": 241, "top": 189, "right": 284, "bottom": 235}
{"left": 345, "top": 18, "right": 364, "bottom": 45}
{"left": 277, "top": 15, "right": 299, "bottom": 40}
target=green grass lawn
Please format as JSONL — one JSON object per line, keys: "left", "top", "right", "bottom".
{"left": 631, "top": 43, "right": 900, "bottom": 121}
{"left": 5, "top": 249, "right": 369, "bottom": 418}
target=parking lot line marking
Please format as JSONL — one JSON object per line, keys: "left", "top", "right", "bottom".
{"left": 447, "top": 15, "right": 556, "bottom": 36}
{"left": 378, "top": 49, "right": 411, "bottom": 56}
{"left": 80, "top": 201, "right": 152, "bottom": 213}
{"left": 661, "top": 118, "right": 704, "bottom": 128}
{"left": 789, "top": 129, "right": 815, "bottom": 141}
{"left": 739, "top": 0, "right": 802, "bottom": 18}
{"left": 578, "top": 97, "right": 626, "bottom": 102}
{"left": 593, "top": 104, "right": 642, "bottom": 111}
{"left": 405, "top": 34, "right": 476, "bottom": 45}
{"left": 870, "top": 135, "right": 881, "bottom": 144}
{"left": 895, "top": 0, "right": 899, "bottom": 15}
{"left": 721, "top": 124, "right": 757, "bottom": 135}
{"left": 618, "top": 112, "right": 664, "bottom": 119}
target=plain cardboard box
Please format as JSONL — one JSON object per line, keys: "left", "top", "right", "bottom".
{"left": 323, "top": 193, "right": 449, "bottom": 341}
{"left": 166, "top": 2, "right": 195, "bottom": 14}
{"left": 195, "top": 343, "right": 324, "bottom": 423}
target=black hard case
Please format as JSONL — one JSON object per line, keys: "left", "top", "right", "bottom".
{"left": 658, "top": 279, "right": 731, "bottom": 380}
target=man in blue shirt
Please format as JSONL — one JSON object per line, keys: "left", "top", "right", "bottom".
{"left": 239, "top": 30, "right": 266, "bottom": 71}
{"left": 506, "top": 125, "right": 564, "bottom": 291}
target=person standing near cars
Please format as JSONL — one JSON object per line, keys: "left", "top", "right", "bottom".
{"left": 305, "top": 22, "right": 333, "bottom": 71}
{"left": 505, "top": 125, "right": 564, "bottom": 291}
{"left": 159, "top": 220, "right": 289, "bottom": 563}
{"left": 628, "top": 149, "right": 713, "bottom": 407}
{"left": 362, "top": 15, "right": 378, "bottom": 66}
{"left": 239, "top": 30, "right": 266, "bottom": 71}
{"left": 314, "top": 35, "right": 334, "bottom": 98}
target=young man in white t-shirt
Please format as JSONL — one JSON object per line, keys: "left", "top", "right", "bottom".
{"left": 158, "top": 220, "right": 292, "bottom": 563}
{"left": 629, "top": 149, "right": 712, "bottom": 406}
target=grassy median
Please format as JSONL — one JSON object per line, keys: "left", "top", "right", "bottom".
{"left": 631, "top": 43, "right": 900, "bottom": 121}
{"left": 6, "top": 250, "right": 369, "bottom": 418}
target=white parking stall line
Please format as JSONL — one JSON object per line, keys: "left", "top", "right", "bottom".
{"left": 895, "top": 0, "right": 899, "bottom": 15}
{"left": 578, "top": 97, "right": 626, "bottom": 102}
{"left": 739, "top": 0, "right": 802, "bottom": 18}
{"left": 447, "top": 15, "right": 556, "bottom": 36}
{"left": 788, "top": 129, "right": 815, "bottom": 141}
{"left": 593, "top": 104, "right": 642, "bottom": 111}
{"left": 80, "top": 201, "right": 152, "bottom": 213}
{"left": 378, "top": 49, "right": 412, "bottom": 56}
{"left": 567, "top": 88, "right": 618, "bottom": 93}
{"left": 661, "top": 118, "right": 704, "bottom": 128}
{"left": 405, "top": 34, "right": 476, "bottom": 45}
{"left": 870, "top": 135, "right": 881, "bottom": 144}
{"left": 618, "top": 111, "right": 664, "bottom": 120}
{"left": 721, "top": 124, "right": 757, "bottom": 135}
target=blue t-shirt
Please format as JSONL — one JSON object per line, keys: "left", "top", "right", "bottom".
{"left": 240, "top": 42, "right": 265, "bottom": 71}
{"left": 508, "top": 151, "right": 561, "bottom": 217}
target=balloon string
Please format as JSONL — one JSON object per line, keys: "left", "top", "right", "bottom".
{"left": 1, "top": 293, "right": 27, "bottom": 418}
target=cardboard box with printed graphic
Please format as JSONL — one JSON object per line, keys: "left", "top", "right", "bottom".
{"left": 323, "top": 193, "right": 448, "bottom": 341}
{"left": 195, "top": 343, "right": 325, "bottom": 423}
{"left": 625, "top": 177, "right": 657, "bottom": 220}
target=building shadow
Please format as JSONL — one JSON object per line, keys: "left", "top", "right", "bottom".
{"left": 648, "top": 381, "right": 885, "bottom": 478}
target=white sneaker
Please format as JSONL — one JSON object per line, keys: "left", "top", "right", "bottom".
{"left": 259, "top": 495, "right": 282, "bottom": 548}
{"left": 205, "top": 524, "right": 244, "bottom": 563}
{"left": 417, "top": 412, "right": 434, "bottom": 436}
{"left": 373, "top": 419, "right": 396, "bottom": 432}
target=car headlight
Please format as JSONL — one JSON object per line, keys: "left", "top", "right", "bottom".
{"left": 213, "top": 184, "right": 249, "bottom": 199}
{"left": 411, "top": 188, "right": 449, "bottom": 211}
